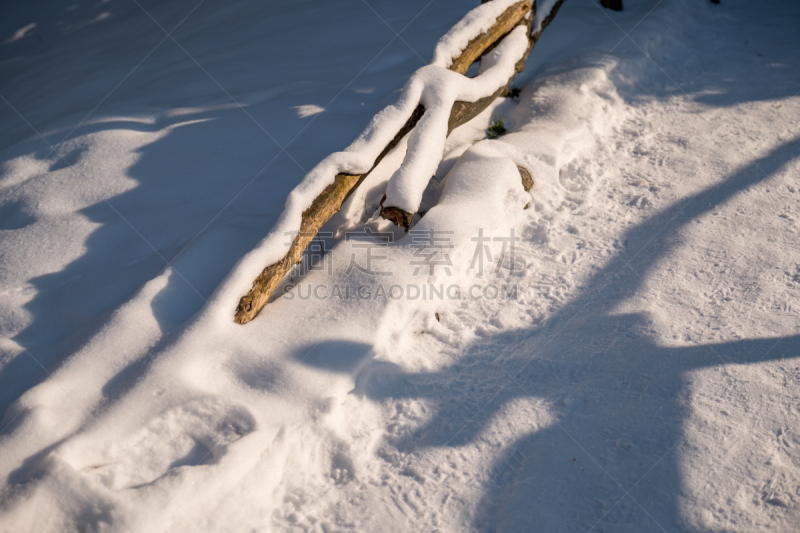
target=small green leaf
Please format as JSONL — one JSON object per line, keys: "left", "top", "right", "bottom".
{"left": 487, "top": 115, "right": 507, "bottom": 139}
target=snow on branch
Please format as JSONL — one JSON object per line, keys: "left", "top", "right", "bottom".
{"left": 230, "top": 0, "right": 557, "bottom": 325}
{"left": 380, "top": 27, "right": 529, "bottom": 217}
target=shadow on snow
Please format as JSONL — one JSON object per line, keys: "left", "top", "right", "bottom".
{"left": 301, "top": 135, "right": 800, "bottom": 531}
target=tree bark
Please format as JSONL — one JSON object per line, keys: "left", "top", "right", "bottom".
{"left": 235, "top": 0, "right": 534, "bottom": 325}
{"left": 380, "top": 0, "right": 566, "bottom": 230}
{"left": 518, "top": 165, "right": 534, "bottom": 190}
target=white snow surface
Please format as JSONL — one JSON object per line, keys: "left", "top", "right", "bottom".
{"left": 532, "top": 0, "right": 561, "bottom": 34}
{"left": 219, "top": 3, "right": 528, "bottom": 320}
{"left": 380, "top": 26, "right": 529, "bottom": 215}
{"left": 1, "top": 0, "right": 799, "bottom": 532}
{"left": 430, "top": 0, "right": 522, "bottom": 68}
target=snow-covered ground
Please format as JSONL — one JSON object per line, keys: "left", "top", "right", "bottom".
{"left": 1, "top": 0, "right": 799, "bottom": 531}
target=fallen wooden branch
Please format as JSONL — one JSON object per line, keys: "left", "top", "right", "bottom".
{"left": 234, "top": 103, "right": 424, "bottom": 325}
{"left": 380, "top": 0, "right": 567, "bottom": 229}
{"left": 518, "top": 165, "right": 534, "bottom": 190}
{"left": 235, "top": 0, "right": 564, "bottom": 325}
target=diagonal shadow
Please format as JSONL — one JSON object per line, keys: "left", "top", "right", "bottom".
{"left": 2, "top": 2, "right": 798, "bottom": 528}
{"left": 316, "top": 135, "right": 800, "bottom": 530}
{"left": 0, "top": 107, "right": 290, "bottom": 418}
{"left": 0, "top": 0, "right": 468, "bottom": 422}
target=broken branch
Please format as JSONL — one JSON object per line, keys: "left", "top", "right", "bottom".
{"left": 235, "top": 0, "right": 540, "bottom": 324}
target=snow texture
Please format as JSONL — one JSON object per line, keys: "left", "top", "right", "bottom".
{"left": 532, "top": 0, "right": 561, "bottom": 35}
{"left": 216, "top": 4, "right": 529, "bottom": 325}
{"left": 430, "top": 0, "right": 522, "bottom": 68}
{"left": 1, "top": 0, "right": 799, "bottom": 531}
{"left": 381, "top": 26, "right": 529, "bottom": 215}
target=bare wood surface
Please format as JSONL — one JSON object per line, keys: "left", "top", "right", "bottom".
{"left": 235, "top": 0, "right": 534, "bottom": 324}
{"left": 381, "top": 2, "right": 536, "bottom": 231}
{"left": 518, "top": 165, "right": 534, "bottom": 190}
{"left": 386, "top": 1, "right": 541, "bottom": 230}
{"left": 451, "top": 0, "right": 568, "bottom": 130}
{"left": 448, "top": 0, "right": 533, "bottom": 75}
{"left": 385, "top": 0, "right": 568, "bottom": 230}
{"left": 235, "top": 105, "right": 423, "bottom": 324}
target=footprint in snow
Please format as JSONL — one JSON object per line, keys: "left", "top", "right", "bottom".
{"left": 60, "top": 397, "right": 256, "bottom": 490}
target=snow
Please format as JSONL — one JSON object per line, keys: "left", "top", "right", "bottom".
{"left": 532, "top": 0, "right": 561, "bottom": 34}
{"left": 1, "top": 0, "right": 799, "bottom": 531}
{"left": 381, "top": 26, "right": 529, "bottom": 215}
{"left": 3, "top": 23, "right": 37, "bottom": 45}
{"left": 430, "top": 0, "right": 522, "bottom": 68}
{"left": 217, "top": 3, "right": 528, "bottom": 320}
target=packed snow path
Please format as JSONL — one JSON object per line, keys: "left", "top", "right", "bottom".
{"left": 1, "top": 0, "right": 799, "bottom": 532}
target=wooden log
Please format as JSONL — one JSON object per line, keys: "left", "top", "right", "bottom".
{"left": 234, "top": 0, "right": 533, "bottom": 324}
{"left": 380, "top": 0, "right": 570, "bottom": 230}
{"left": 450, "top": 0, "right": 568, "bottom": 131}
{"left": 518, "top": 165, "right": 534, "bottom": 190}
{"left": 379, "top": 195, "right": 414, "bottom": 229}
{"left": 447, "top": 0, "right": 533, "bottom": 75}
